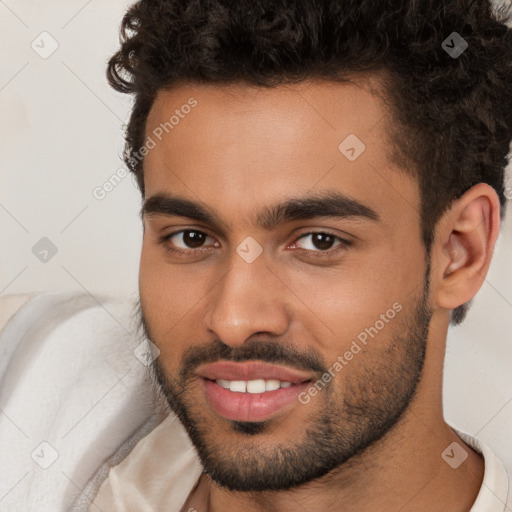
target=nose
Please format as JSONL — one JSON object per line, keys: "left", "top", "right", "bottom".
{"left": 204, "top": 249, "right": 290, "bottom": 348}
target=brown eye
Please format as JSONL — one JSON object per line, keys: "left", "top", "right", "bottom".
{"left": 159, "top": 229, "right": 219, "bottom": 256}
{"left": 294, "top": 232, "right": 346, "bottom": 252}
{"left": 180, "top": 230, "right": 207, "bottom": 248}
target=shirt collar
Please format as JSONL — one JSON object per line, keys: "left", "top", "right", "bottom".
{"left": 451, "top": 426, "right": 510, "bottom": 512}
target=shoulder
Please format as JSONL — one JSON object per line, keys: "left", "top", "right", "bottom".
{"left": 0, "top": 291, "right": 158, "bottom": 511}
{"left": 90, "top": 413, "right": 203, "bottom": 511}
{"left": 452, "top": 427, "right": 512, "bottom": 511}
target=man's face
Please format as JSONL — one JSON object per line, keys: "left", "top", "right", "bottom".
{"left": 138, "top": 78, "right": 432, "bottom": 491}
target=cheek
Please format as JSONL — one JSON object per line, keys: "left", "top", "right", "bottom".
{"left": 139, "top": 245, "right": 179, "bottom": 344}
{"left": 139, "top": 241, "right": 200, "bottom": 307}
{"left": 139, "top": 244, "right": 167, "bottom": 315}
{"left": 138, "top": 243, "right": 213, "bottom": 355}
{"left": 298, "top": 250, "right": 423, "bottom": 358}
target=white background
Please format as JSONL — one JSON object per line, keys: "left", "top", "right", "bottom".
{"left": 1, "top": 0, "right": 511, "bottom": 468}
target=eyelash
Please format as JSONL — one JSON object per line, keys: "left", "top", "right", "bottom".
{"left": 158, "top": 229, "right": 352, "bottom": 259}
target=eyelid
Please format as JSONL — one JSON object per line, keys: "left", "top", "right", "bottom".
{"left": 290, "top": 230, "right": 350, "bottom": 250}
{"left": 159, "top": 227, "right": 352, "bottom": 258}
{"left": 161, "top": 228, "right": 218, "bottom": 250}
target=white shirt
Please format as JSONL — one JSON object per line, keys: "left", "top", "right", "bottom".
{"left": 89, "top": 412, "right": 512, "bottom": 512}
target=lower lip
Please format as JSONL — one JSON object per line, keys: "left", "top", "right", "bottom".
{"left": 202, "top": 378, "right": 310, "bottom": 422}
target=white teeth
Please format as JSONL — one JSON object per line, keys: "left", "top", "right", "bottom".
{"left": 214, "top": 378, "right": 296, "bottom": 393}
{"left": 265, "top": 379, "right": 281, "bottom": 391}
{"left": 229, "top": 380, "right": 247, "bottom": 393}
{"left": 246, "top": 379, "right": 266, "bottom": 393}
{"left": 216, "top": 379, "right": 230, "bottom": 389}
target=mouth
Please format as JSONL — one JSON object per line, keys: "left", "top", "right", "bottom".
{"left": 197, "top": 361, "right": 314, "bottom": 422}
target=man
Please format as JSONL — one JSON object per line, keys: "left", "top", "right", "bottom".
{"left": 90, "top": 0, "right": 512, "bottom": 510}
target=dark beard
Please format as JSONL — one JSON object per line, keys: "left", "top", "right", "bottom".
{"left": 142, "top": 279, "right": 431, "bottom": 492}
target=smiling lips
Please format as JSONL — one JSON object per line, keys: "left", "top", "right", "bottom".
{"left": 197, "top": 361, "right": 314, "bottom": 422}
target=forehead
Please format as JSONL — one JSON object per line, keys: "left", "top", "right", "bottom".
{"left": 143, "top": 78, "right": 419, "bottom": 231}
{"left": 146, "top": 77, "right": 387, "bottom": 150}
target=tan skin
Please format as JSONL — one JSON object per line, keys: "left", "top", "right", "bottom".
{"left": 139, "top": 77, "right": 499, "bottom": 511}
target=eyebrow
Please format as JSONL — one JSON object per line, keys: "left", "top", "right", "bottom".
{"left": 141, "top": 191, "right": 380, "bottom": 230}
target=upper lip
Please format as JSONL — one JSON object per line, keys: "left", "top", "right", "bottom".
{"left": 196, "top": 361, "right": 314, "bottom": 384}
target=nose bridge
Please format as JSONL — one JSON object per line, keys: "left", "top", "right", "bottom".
{"left": 205, "top": 246, "right": 289, "bottom": 346}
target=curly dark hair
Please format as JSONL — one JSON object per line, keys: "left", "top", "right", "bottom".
{"left": 107, "top": 0, "right": 512, "bottom": 325}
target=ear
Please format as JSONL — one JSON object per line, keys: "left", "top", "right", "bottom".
{"left": 432, "top": 183, "right": 501, "bottom": 311}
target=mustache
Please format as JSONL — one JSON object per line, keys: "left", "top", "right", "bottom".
{"left": 177, "top": 338, "right": 328, "bottom": 383}
{"left": 134, "top": 298, "right": 327, "bottom": 381}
